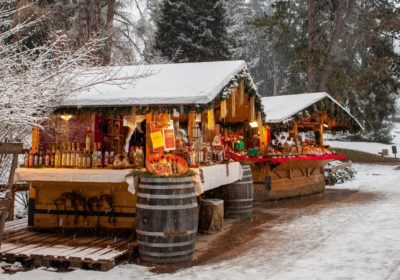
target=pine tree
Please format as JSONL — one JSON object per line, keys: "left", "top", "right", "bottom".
{"left": 254, "top": 0, "right": 400, "bottom": 142}
{"left": 227, "top": 0, "right": 275, "bottom": 97}
{"left": 152, "top": 0, "right": 231, "bottom": 62}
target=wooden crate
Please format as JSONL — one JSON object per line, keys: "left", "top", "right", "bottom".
{"left": 29, "top": 181, "right": 136, "bottom": 231}
{"left": 252, "top": 160, "right": 329, "bottom": 201}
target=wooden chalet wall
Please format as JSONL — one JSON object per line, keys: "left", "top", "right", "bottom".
{"left": 251, "top": 160, "right": 327, "bottom": 201}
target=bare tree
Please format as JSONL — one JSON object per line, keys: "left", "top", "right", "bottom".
{"left": 0, "top": 2, "right": 149, "bottom": 181}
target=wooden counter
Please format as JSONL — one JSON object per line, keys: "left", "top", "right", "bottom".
{"left": 251, "top": 159, "right": 331, "bottom": 201}
{"left": 15, "top": 168, "right": 136, "bottom": 231}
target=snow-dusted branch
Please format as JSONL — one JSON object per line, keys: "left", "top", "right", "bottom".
{"left": 0, "top": 2, "right": 149, "bottom": 180}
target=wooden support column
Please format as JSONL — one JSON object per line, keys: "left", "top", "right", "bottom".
{"left": 31, "top": 128, "right": 40, "bottom": 154}
{"left": 293, "top": 122, "right": 300, "bottom": 153}
{"left": 145, "top": 113, "right": 152, "bottom": 168}
{"left": 319, "top": 116, "right": 324, "bottom": 147}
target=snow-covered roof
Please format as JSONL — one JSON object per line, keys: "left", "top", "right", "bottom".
{"left": 262, "top": 92, "right": 363, "bottom": 129}
{"left": 61, "top": 60, "right": 247, "bottom": 107}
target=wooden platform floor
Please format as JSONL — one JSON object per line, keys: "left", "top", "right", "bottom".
{"left": 0, "top": 218, "right": 137, "bottom": 271}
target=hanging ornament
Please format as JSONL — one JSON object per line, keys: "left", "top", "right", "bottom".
{"left": 231, "top": 87, "right": 236, "bottom": 117}
{"left": 220, "top": 100, "right": 227, "bottom": 119}
{"left": 207, "top": 108, "right": 215, "bottom": 131}
{"left": 239, "top": 81, "right": 245, "bottom": 106}
{"left": 250, "top": 95, "right": 256, "bottom": 121}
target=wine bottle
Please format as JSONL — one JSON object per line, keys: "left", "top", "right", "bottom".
{"left": 24, "top": 149, "right": 29, "bottom": 167}
{"left": 76, "top": 143, "right": 81, "bottom": 167}
{"left": 38, "top": 145, "right": 43, "bottom": 166}
{"left": 45, "top": 146, "right": 51, "bottom": 167}
{"left": 33, "top": 150, "right": 39, "bottom": 167}
{"left": 92, "top": 143, "right": 98, "bottom": 169}
{"left": 71, "top": 142, "right": 76, "bottom": 168}
{"left": 51, "top": 144, "right": 55, "bottom": 167}
{"left": 86, "top": 149, "right": 92, "bottom": 168}
{"left": 55, "top": 146, "right": 61, "bottom": 168}
{"left": 66, "top": 142, "right": 71, "bottom": 167}
{"left": 61, "top": 143, "right": 66, "bottom": 167}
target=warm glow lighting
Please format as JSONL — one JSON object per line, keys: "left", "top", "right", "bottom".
{"left": 60, "top": 114, "right": 73, "bottom": 121}
{"left": 249, "top": 121, "right": 258, "bottom": 128}
{"left": 323, "top": 124, "right": 329, "bottom": 128}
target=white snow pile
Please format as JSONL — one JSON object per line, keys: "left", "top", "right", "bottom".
{"left": 325, "top": 160, "right": 356, "bottom": 185}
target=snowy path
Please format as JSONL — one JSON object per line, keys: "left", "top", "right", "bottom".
{"left": 2, "top": 164, "right": 400, "bottom": 280}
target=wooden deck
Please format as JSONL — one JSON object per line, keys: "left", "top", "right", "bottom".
{"left": 0, "top": 218, "right": 137, "bottom": 271}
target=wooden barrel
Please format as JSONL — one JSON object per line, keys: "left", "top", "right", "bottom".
{"left": 221, "top": 165, "right": 254, "bottom": 219}
{"left": 136, "top": 176, "right": 198, "bottom": 264}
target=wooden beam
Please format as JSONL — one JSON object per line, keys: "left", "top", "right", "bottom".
{"left": 7, "top": 153, "right": 19, "bottom": 220}
{"left": 0, "top": 143, "right": 24, "bottom": 154}
{"left": 31, "top": 128, "right": 40, "bottom": 154}
{"left": 145, "top": 113, "right": 152, "bottom": 169}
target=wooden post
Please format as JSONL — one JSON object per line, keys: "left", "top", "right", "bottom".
{"left": 0, "top": 143, "right": 24, "bottom": 222}
{"left": 145, "top": 113, "right": 152, "bottom": 168}
{"left": 293, "top": 122, "right": 299, "bottom": 139}
{"left": 319, "top": 124, "right": 324, "bottom": 147}
{"left": 293, "top": 122, "right": 301, "bottom": 154}
{"left": 7, "top": 152, "right": 19, "bottom": 220}
{"left": 31, "top": 128, "right": 40, "bottom": 154}
{"left": 319, "top": 116, "right": 324, "bottom": 147}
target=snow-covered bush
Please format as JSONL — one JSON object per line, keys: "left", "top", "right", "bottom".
{"left": 325, "top": 160, "right": 356, "bottom": 185}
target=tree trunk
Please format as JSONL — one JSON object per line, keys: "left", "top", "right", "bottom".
{"left": 272, "top": 50, "right": 278, "bottom": 96}
{"left": 88, "top": 0, "right": 101, "bottom": 37}
{"left": 78, "top": 0, "right": 89, "bottom": 45}
{"left": 318, "top": 0, "right": 355, "bottom": 92}
{"left": 307, "top": 0, "right": 319, "bottom": 92}
{"left": 102, "top": 0, "right": 116, "bottom": 66}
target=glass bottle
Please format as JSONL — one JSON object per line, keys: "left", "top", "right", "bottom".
{"left": 51, "top": 144, "right": 56, "bottom": 167}
{"left": 71, "top": 142, "right": 76, "bottom": 168}
{"left": 66, "top": 142, "right": 71, "bottom": 167}
{"left": 45, "top": 146, "right": 51, "bottom": 167}
{"left": 55, "top": 146, "right": 61, "bottom": 168}
{"left": 33, "top": 149, "right": 39, "bottom": 167}
{"left": 24, "top": 149, "right": 29, "bottom": 167}
{"left": 76, "top": 143, "right": 81, "bottom": 168}
{"left": 86, "top": 149, "right": 92, "bottom": 168}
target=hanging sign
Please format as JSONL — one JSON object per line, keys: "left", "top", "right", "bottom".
{"left": 163, "top": 128, "right": 176, "bottom": 151}
{"left": 150, "top": 128, "right": 165, "bottom": 153}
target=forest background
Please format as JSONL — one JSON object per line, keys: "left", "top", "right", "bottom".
{"left": 1, "top": 0, "right": 399, "bottom": 142}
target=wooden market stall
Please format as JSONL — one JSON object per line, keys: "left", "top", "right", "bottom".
{"left": 13, "top": 60, "right": 266, "bottom": 263}
{"left": 228, "top": 92, "right": 363, "bottom": 201}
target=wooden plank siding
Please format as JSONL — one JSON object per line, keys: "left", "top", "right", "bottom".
{"left": 251, "top": 162, "right": 326, "bottom": 202}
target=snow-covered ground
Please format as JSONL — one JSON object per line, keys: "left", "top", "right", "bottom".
{"left": 2, "top": 163, "right": 400, "bottom": 280}
{"left": 326, "top": 122, "right": 400, "bottom": 157}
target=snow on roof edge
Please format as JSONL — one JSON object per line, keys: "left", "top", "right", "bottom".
{"left": 262, "top": 92, "right": 363, "bottom": 130}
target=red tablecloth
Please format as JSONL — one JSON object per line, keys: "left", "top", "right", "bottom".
{"left": 226, "top": 153, "right": 346, "bottom": 164}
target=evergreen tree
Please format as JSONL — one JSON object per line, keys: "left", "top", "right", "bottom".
{"left": 227, "top": 0, "right": 275, "bottom": 97}
{"left": 152, "top": 0, "right": 231, "bottom": 62}
{"left": 255, "top": 0, "right": 400, "bottom": 142}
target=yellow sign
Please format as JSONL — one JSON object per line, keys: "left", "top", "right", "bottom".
{"left": 150, "top": 130, "right": 165, "bottom": 152}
